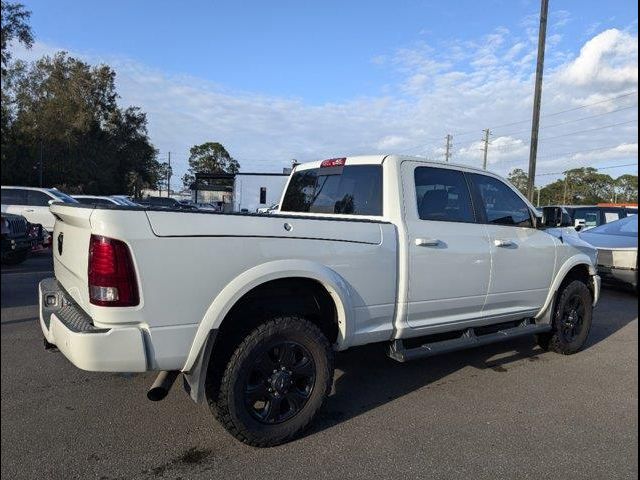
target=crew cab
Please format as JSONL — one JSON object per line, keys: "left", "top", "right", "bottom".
{"left": 39, "top": 155, "right": 600, "bottom": 446}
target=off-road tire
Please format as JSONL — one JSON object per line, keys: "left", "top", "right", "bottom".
{"left": 537, "top": 279, "right": 593, "bottom": 355}
{"left": 211, "top": 315, "right": 334, "bottom": 447}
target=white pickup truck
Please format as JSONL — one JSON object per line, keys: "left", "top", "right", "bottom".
{"left": 39, "top": 155, "right": 600, "bottom": 446}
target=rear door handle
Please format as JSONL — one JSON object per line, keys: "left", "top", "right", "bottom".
{"left": 494, "top": 239, "right": 515, "bottom": 247}
{"left": 415, "top": 238, "right": 440, "bottom": 247}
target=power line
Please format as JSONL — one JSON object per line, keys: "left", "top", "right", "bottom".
{"left": 495, "top": 104, "right": 637, "bottom": 137}
{"left": 535, "top": 162, "right": 638, "bottom": 178}
{"left": 395, "top": 92, "right": 638, "bottom": 155}
{"left": 451, "top": 90, "right": 638, "bottom": 137}
{"left": 535, "top": 143, "right": 636, "bottom": 160}
{"left": 486, "top": 119, "right": 638, "bottom": 153}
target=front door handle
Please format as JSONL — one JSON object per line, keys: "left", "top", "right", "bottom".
{"left": 24, "top": 209, "right": 35, "bottom": 213}
{"left": 415, "top": 238, "right": 440, "bottom": 247}
{"left": 494, "top": 239, "right": 515, "bottom": 248}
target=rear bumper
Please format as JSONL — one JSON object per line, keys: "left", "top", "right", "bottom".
{"left": 39, "top": 278, "right": 147, "bottom": 372}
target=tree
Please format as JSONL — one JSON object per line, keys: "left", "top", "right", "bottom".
{"left": 186, "top": 142, "right": 240, "bottom": 177}
{"left": 1, "top": 52, "right": 160, "bottom": 195}
{"left": 0, "top": 1, "right": 33, "bottom": 73}
{"left": 507, "top": 168, "right": 529, "bottom": 196}
{"left": 615, "top": 174, "right": 638, "bottom": 203}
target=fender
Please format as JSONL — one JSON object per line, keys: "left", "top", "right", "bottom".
{"left": 182, "top": 259, "right": 354, "bottom": 372}
{"left": 534, "top": 254, "right": 597, "bottom": 324}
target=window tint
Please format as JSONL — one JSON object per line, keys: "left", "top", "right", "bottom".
{"left": 281, "top": 165, "right": 382, "bottom": 216}
{"left": 469, "top": 174, "right": 532, "bottom": 227}
{"left": 1, "top": 188, "right": 28, "bottom": 205}
{"left": 27, "top": 190, "right": 53, "bottom": 206}
{"left": 414, "top": 167, "right": 474, "bottom": 222}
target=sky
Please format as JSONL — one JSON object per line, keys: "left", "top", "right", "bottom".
{"left": 12, "top": 0, "right": 639, "bottom": 187}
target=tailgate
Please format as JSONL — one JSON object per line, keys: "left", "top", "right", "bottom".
{"left": 50, "top": 204, "right": 93, "bottom": 308}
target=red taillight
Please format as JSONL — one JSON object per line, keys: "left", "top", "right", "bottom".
{"left": 320, "top": 157, "right": 346, "bottom": 168}
{"left": 88, "top": 234, "right": 139, "bottom": 307}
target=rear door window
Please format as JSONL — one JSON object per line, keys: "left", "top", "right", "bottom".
{"left": 414, "top": 167, "right": 475, "bottom": 222}
{"left": 1, "top": 188, "right": 28, "bottom": 205}
{"left": 468, "top": 173, "right": 533, "bottom": 228}
{"left": 281, "top": 165, "right": 382, "bottom": 216}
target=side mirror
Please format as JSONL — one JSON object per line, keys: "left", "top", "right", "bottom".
{"left": 48, "top": 199, "right": 56, "bottom": 206}
{"left": 542, "top": 207, "right": 573, "bottom": 228}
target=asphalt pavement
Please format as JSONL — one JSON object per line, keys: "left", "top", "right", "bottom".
{"left": 1, "top": 252, "right": 638, "bottom": 480}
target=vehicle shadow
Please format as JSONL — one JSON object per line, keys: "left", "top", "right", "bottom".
{"left": 304, "top": 289, "right": 637, "bottom": 438}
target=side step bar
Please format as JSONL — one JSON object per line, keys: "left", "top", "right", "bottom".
{"left": 388, "top": 319, "right": 552, "bottom": 362}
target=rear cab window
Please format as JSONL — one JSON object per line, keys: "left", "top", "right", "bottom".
{"left": 281, "top": 161, "right": 383, "bottom": 216}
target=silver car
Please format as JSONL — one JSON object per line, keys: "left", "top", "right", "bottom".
{"left": 579, "top": 215, "right": 638, "bottom": 291}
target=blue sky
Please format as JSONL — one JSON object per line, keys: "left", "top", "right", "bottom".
{"left": 15, "top": 0, "right": 640, "bottom": 185}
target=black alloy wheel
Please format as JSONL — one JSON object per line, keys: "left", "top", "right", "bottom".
{"left": 243, "top": 340, "right": 316, "bottom": 424}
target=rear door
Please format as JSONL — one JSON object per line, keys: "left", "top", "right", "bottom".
{"left": 403, "top": 163, "right": 491, "bottom": 328}
{"left": 467, "top": 173, "right": 556, "bottom": 316}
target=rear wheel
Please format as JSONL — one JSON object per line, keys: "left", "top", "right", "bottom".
{"left": 210, "top": 315, "right": 334, "bottom": 447}
{"left": 537, "top": 279, "right": 593, "bottom": 355}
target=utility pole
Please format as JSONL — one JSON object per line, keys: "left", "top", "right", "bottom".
{"left": 481, "top": 129, "right": 491, "bottom": 170}
{"left": 537, "top": 186, "right": 541, "bottom": 207}
{"left": 526, "top": 0, "right": 549, "bottom": 201}
{"left": 444, "top": 134, "right": 453, "bottom": 162}
{"left": 167, "top": 151, "right": 172, "bottom": 197}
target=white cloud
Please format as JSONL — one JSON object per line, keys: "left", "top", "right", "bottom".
{"left": 10, "top": 25, "right": 639, "bottom": 185}
{"left": 558, "top": 29, "right": 638, "bottom": 87}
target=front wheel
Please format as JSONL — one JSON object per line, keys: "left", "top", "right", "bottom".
{"left": 537, "top": 279, "right": 593, "bottom": 355}
{"left": 211, "top": 315, "right": 334, "bottom": 447}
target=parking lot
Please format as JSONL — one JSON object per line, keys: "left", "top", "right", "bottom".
{"left": 1, "top": 251, "right": 637, "bottom": 480}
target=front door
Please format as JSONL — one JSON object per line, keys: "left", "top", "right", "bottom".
{"left": 403, "top": 163, "right": 491, "bottom": 329}
{"left": 466, "top": 173, "right": 557, "bottom": 316}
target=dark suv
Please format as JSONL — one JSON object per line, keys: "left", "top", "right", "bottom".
{"left": 1, "top": 213, "right": 42, "bottom": 265}
{"left": 543, "top": 205, "right": 636, "bottom": 231}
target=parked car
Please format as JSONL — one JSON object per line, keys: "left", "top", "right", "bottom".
{"left": 1, "top": 186, "right": 78, "bottom": 232}
{"left": 579, "top": 215, "right": 638, "bottom": 291}
{"left": 73, "top": 195, "right": 124, "bottom": 206}
{"left": 39, "top": 155, "right": 600, "bottom": 447}
{"left": 195, "top": 202, "right": 219, "bottom": 211}
{"left": 1, "top": 213, "right": 38, "bottom": 265}
{"left": 543, "top": 204, "right": 635, "bottom": 231}
{"left": 256, "top": 203, "right": 279, "bottom": 214}
{"left": 110, "top": 195, "right": 141, "bottom": 206}
{"left": 135, "top": 196, "right": 198, "bottom": 210}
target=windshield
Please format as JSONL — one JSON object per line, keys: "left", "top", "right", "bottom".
{"left": 587, "top": 215, "right": 637, "bottom": 237}
{"left": 48, "top": 189, "right": 78, "bottom": 203}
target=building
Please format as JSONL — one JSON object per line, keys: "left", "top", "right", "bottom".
{"left": 191, "top": 169, "right": 290, "bottom": 212}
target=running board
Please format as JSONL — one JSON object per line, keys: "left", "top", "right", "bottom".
{"left": 388, "top": 319, "right": 552, "bottom": 362}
